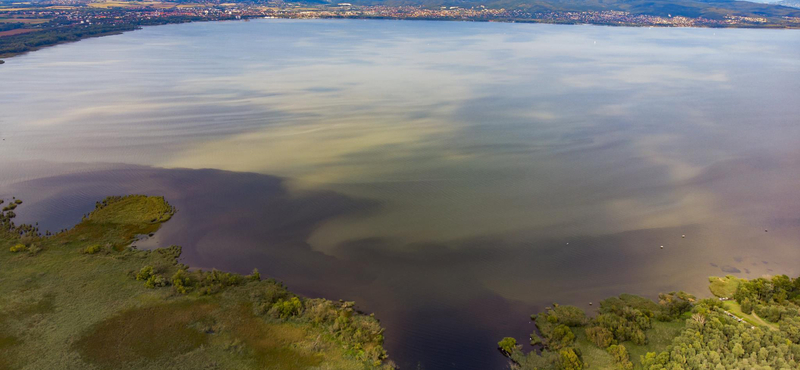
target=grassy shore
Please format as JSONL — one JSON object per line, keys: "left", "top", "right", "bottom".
{"left": 0, "top": 195, "right": 393, "bottom": 370}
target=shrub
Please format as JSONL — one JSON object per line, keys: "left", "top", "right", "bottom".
{"left": 9, "top": 244, "right": 27, "bottom": 253}
{"left": 28, "top": 244, "right": 42, "bottom": 256}
{"left": 84, "top": 244, "right": 103, "bottom": 254}
{"left": 558, "top": 347, "right": 584, "bottom": 370}
{"left": 657, "top": 291, "right": 695, "bottom": 320}
{"left": 585, "top": 326, "right": 614, "bottom": 348}
{"left": 270, "top": 296, "right": 303, "bottom": 319}
{"left": 607, "top": 344, "right": 633, "bottom": 370}
{"left": 144, "top": 274, "right": 167, "bottom": 289}
{"left": 530, "top": 332, "right": 542, "bottom": 346}
{"left": 549, "top": 324, "right": 576, "bottom": 350}
{"left": 202, "top": 269, "right": 244, "bottom": 287}
{"left": 303, "top": 298, "right": 338, "bottom": 324}
{"left": 741, "top": 298, "right": 753, "bottom": 314}
{"left": 171, "top": 269, "right": 192, "bottom": 294}
{"left": 136, "top": 265, "right": 154, "bottom": 281}
{"left": 498, "top": 337, "right": 518, "bottom": 356}
{"left": 252, "top": 284, "right": 290, "bottom": 315}
{"left": 548, "top": 305, "right": 588, "bottom": 327}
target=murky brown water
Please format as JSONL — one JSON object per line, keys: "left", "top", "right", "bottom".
{"left": 1, "top": 19, "right": 799, "bottom": 369}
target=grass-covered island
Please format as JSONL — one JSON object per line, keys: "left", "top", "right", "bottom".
{"left": 0, "top": 195, "right": 394, "bottom": 370}
{"left": 498, "top": 276, "right": 800, "bottom": 369}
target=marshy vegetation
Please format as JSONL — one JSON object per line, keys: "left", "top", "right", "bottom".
{"left": 0, "top": 195, "right": 394, "bottom": 370}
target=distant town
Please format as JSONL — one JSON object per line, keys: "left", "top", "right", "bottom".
{"left": 2, "top": 0, "right": 800, "bottom": 58}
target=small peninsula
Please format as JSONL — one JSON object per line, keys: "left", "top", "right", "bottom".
{"left": 0, "top": 195, "right": 394, "bottom": 370}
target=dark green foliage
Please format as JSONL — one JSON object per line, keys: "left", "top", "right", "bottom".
{"left": 740, "top": 298, "right": 753, "bottom": 314}
{"left": 533, "top": 304, "right": 588, "bottom": 351}
{"left": 549, "top": 325, "right": 576, "bottom": 350}
{"left": 734, "top": 274, "right": 800, "bottom": 308}
{"left": 0, "top": 22, "right": 25, "bottom": 32}
{"left": 640, "top": 298, "right": 800, "bottom": 370}
{"left": 533, "top": 304, "right": 587, "bottom": 327}
{"left": 501, "top": 305, "right": 589, "bottom": 369}
{"left": 780, "top": 319, "right": 800, "bottom": 343}
{"left": 656, "top": 291, "right": 695, "bottom": 320}
{"left": 502, "top": 293, "right": 695, "bottom": 369}
{"left": 251, "top": 281, "right": 292, "bottom": 315}
{"left": 196, "top": 269, "right": 245, "bottom": 295}
{"left": 1, "top": 198, "right": 41, "bottom": 239}
{"left": 754, "top": 303, "right": 795, "bottom": 322}
{"left": 530, "top": 332, "right": 542, "bottom": 346}
{"left": 0, "top": 15, "right": 207, "bottom": 58}
{"left": 588, "top": 297, "right": 652, "bottom": 346}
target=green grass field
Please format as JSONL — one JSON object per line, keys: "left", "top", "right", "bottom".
{"left": 708, "top": 275, "right": 744, "bottom": 298}
{"left": 0, "top": 195, "right": 391, "bottom": 370}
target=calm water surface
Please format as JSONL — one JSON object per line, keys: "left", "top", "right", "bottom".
{"left": 2, "top": 19, "right": 800, "bottom": 369}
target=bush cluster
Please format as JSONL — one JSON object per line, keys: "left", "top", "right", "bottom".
{"left": 500, "top": 293, "right": 696, "bottom": 370}
{"left": 248, "top": 285, "right": 387, "bottom": 366}
{"left": 9, "top": 243, "right": 27, "bottom": 253}
{"left": 84, "top": 244, "right": 103, "bottom": 254}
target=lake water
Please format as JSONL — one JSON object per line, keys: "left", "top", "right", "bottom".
{"left": 2, "top": 19, "right": 800, "bottom": 369}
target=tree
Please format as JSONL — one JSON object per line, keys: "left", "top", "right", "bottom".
{"left": 585, "top": 326, "right": 614, "bottom": 348}
{"left": 607, "top": 344, "right": 633, "bottom": 370}
{"left": 657, "top": 291, "right": 695, "bottom": 320}
{"left": 732, "top": 343, "right": 745, "bottom": 358}
{"left": 741, "top": 298, "right": 753, "bottom": 314}
{"left": 530, "top": 332, "right": 543, "bottom": 346}
{"left": 558, "top": 348, "right": 583, "bottom": 370}
{"left": 136, "top": 265, "right": 154, "bottom": 281}
{"left": 498, "top": 337, "right": 518, "bottom": 356}
{"left": 549, "top": 325, "right": 575, "bottom": 350}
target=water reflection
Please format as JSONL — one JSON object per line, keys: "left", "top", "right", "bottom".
{"left": 1, "top": 19, "right": 800, "bottom": 369}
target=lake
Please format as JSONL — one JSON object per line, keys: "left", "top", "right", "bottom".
{"left": 1, "top": 19, "right": 800, "bottom": 369}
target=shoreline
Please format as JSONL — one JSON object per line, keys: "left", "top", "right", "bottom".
{"left": 1, "top": 14, "right": 799, "bottom": 61}
{"left": 0, "top": 195, "right": 394, "bottom": 369}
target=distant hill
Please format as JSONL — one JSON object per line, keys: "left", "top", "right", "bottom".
{"left": 340, "top": 0, "right": 800, "bottom": 19}
{"left": 777, "top": 0, "right": 800, "bottom": 8}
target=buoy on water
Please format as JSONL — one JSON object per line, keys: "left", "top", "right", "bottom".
{"left": 682, "top": 235, "right": 685, "bottom": 238}
{"left": 660, "top": 245, "right": 664, "bottom": 249}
